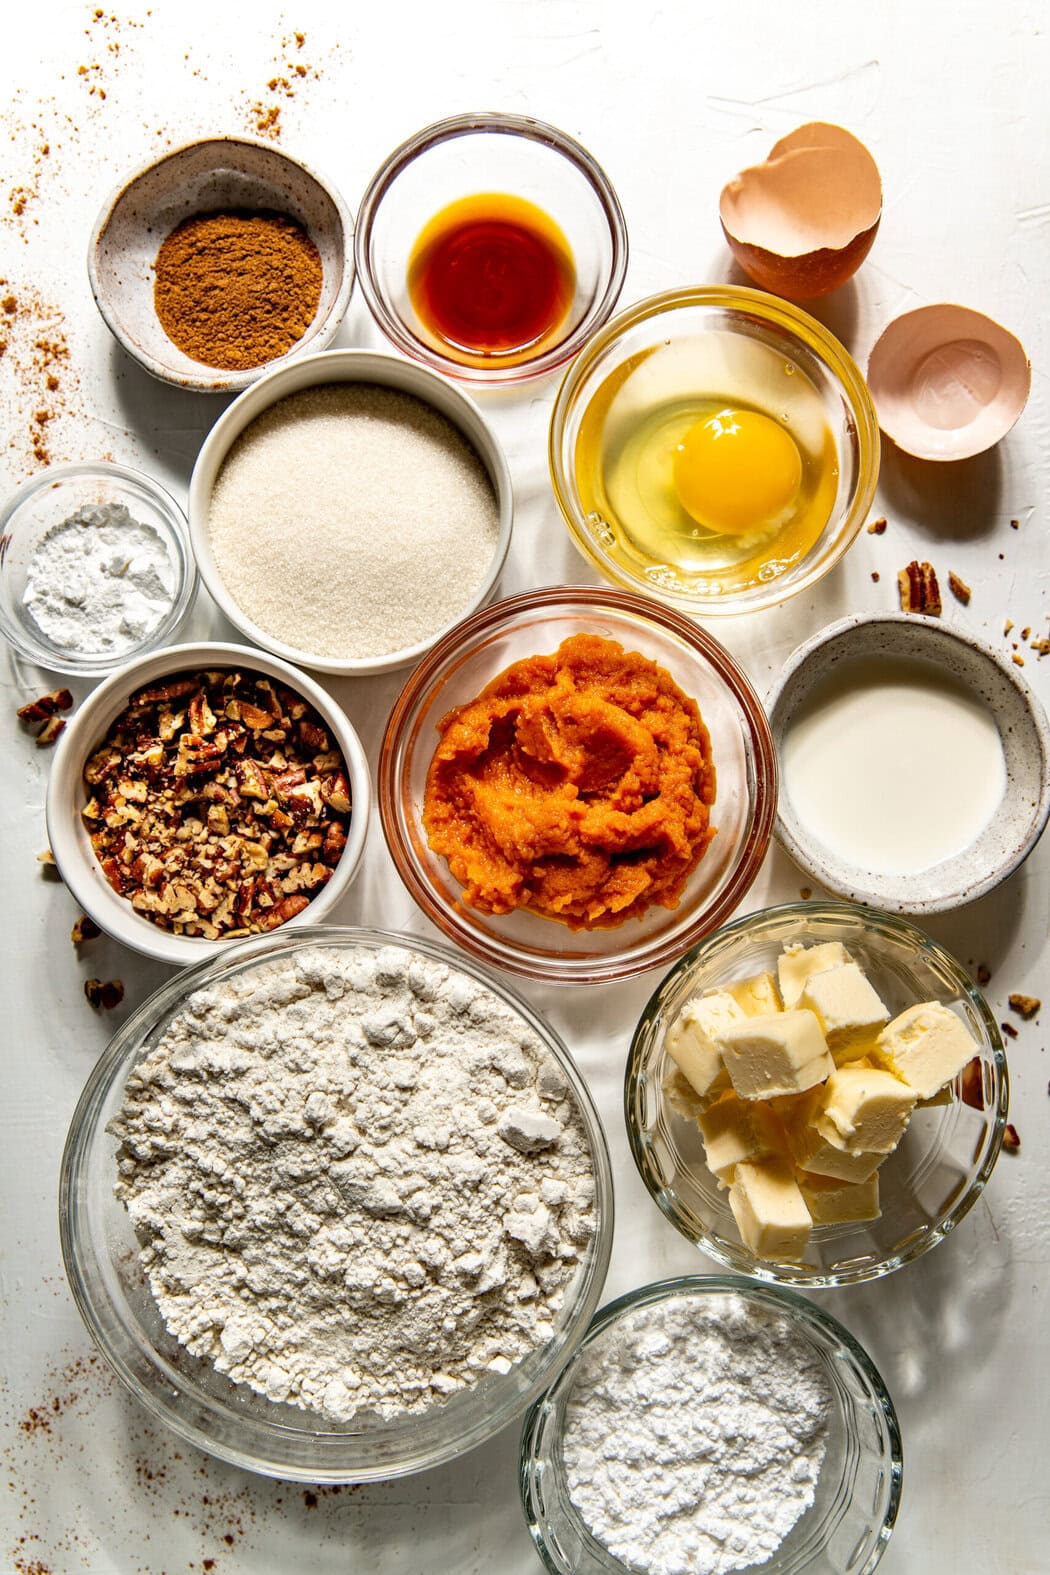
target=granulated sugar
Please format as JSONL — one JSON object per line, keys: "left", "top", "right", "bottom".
{"left": 207, "top": 383, "right": 500, "bottom": 660}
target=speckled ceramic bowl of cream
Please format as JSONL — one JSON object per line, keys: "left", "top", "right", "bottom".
{"left": 767, "top": 613, "right": 1050, "bottom": 912}
{"left": 88, "top": 136, "right": 354, "bottom": 393}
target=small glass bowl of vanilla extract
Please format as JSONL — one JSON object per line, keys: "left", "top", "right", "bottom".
{"left": 354, "top": 112, "right": 629, "bottom": 383}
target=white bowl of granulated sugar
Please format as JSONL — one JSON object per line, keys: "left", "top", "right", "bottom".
{"left": 187, "top": 349, "right": 513, "bottom": 676}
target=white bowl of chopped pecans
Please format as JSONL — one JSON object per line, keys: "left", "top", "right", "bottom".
{"left": 45, "top": 642, "right": 370, "bottom": 964}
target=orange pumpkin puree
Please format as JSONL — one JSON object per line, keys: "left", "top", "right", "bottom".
{"left": 422, "top": 633, "right": 717, "bottom": 929}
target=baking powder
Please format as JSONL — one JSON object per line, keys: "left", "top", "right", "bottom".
{"left": 110, "top": 943, "right": 595, "bottom": 1422}
{"left": 22, "top": 501, "right": 175, "bottom": 655}
{"left": 561, "top": 1292, "right": 831, "bottom": 1575}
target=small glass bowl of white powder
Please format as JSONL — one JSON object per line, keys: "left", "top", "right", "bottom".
{"left": 520, "top": 1276, "right": 902, "bottom": 1575}
{"left": 0, "top": 462, "right": 197, "bottom": 675}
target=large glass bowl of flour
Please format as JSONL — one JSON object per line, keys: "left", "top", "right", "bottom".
{"left": 59, "top": 926, "right": 613, "bottom": 1482}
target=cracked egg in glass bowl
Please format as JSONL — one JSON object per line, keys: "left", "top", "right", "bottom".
{"left": 549, "top": 286, "right": 880, "bottom": 616}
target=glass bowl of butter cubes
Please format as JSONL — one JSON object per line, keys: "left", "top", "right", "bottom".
{"left": 625, "top": 900, "right": 1008, "bottom": 1286}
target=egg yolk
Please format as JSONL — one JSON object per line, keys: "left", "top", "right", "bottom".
{"left": 673, "top": 408, "right": 802, "bottom": 534}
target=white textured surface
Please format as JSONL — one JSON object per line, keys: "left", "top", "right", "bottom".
{"left": 1, "top": 3, "right": 1047, "bottom": 1572}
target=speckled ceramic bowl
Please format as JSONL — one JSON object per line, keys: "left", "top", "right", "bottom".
{"left": 88, "top": 136, "right": 354, "bottom": 392}
{"left": 766, "top": 613, "right": 1050, "bottom": 912}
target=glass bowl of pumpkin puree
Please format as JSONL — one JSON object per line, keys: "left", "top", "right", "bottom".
{"left": 379, "top": 586, "right": 777, "bottom": 985}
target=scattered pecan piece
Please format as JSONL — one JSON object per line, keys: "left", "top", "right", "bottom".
{"left": 85, "top": 978, "right": 124, "bottom": 1010}
{"left": 37, "top": 847, "right": 56, "bottom": 865}
{"left": 1002, "top": 1123, "right": 1021, "bottom": 1151}
{"left": 1000, "top": 1020, "right": 1019, "bottom": 1039}
{"left": 1008, "top": 993, "right": 1040, "bottom": 1019}
{"left": 799, "top": 887, "right": 812, "bottom": 900}
{"left": 866, "top": 517, "right": 887, "bottom": 535}
{"left": 71, "top": 914, "right": 101, "bottom": 945}
{"left": 976, "top": 964, "right": 991, "bottom": 986}
{"left": 948, "top": 572, "right": 971, "bottom": 605}
{"left": 898, "top": 560, "right": 941, "bottom": 615}
{"left": 959, "top": 1057, "right": 984, "bottom": 1110}
{"left": 35, "top": 715, "right": 66, "bottom": 746}
{"left": 17, "top": 688, "right": 73, "bottom": 724}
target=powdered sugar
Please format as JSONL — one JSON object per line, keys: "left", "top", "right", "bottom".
{"left": 109, "top": 942, "right": 595, "bottom": 1423}
{"left": 22, "top": 501, "right": 175, "bottom": 655}
{"left": 561, "top": 1292, "right": 831, "bottom": 1575}
{"left": 207, "top": 383, "right": 500, "bottom": 660}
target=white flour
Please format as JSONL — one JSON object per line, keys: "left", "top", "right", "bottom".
{"left": 110, "top": 943, "right": 595, "bottom": 1422}
{"left": 22, "top": 502, "right": 175, "bottom": 654}
{"left": 561, "top": 1293, "right": 831, "bottom": 1575}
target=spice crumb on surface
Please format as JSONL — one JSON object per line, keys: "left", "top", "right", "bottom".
{"left": 948, "top": 571, "right": 971, "bottom": 605}
{"left": 977, "top": 964, "right": 991, "bottom": 986}
{"left": 1008, "top": 993, "right": 1041, "bottom": 1019}
{"left": 1000, "top": 1020, "right": 1019, "bottom": 1039}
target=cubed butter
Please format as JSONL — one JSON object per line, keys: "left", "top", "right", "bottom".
{"left": 814, "top": 1064, "right": 916, "bottom": 1155}
{"left": 729, "top": 1157, "right": 813, "bottom": 1261}
{"left": 779, "top": 1088, "right": 885, "bottom": 1182}
{"left": 665, "top": 991, "right": 740, "bottom": 1100}
{"left": 798, "top": 1171, "right": 881, "bottom": 1225}
{"left": 873, "top": 1001, "right": 978, "bottom": 1099}
{"left": 797, "top": 962, "right": 890, "bottom": 1061}
{"left": 662, "top": 1066, "right": 710, "bottom": 1122}
{"left": 716, "top": 1010, "right": 834, "bottom": 1099}
{"left": 777, "top": 941, "right": 852, "bottom": 1008}
{"left": 725, "top": 970, "right": 782, "bottom": 1018}
{"left": 697, "top": 1093, "right": 787, "bottom": 1185}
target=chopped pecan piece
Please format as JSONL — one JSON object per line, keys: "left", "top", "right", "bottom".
{"left": 320, "top": 772, "right": 352, "bottom": 814}
{"left": 85, "top": 978, "right": 124, "bottom": 1010}
{"left": 17, "top": 687, "right": 73, "bottom": 724}
{"left": 1003, "top": 1123, "right": 1021, "bottom": 1151}
{"left": 898, "top": 560, "right": 942, "bottom": 615}
{"left": 959, "top": 1057, "right": 984, "bottom": 1111}
{"left": 256, "top": 894, "right": 311, "bottom": 931}
{"left": 947, "top": 571, "right": 971, "bottom": 605}
{"left": 1008, "top": 992, "right": 1040, "bottom": 1019}
{"left": 71, "top": 914, "right": 101, "bottom": 945}
{"left": 35, "top": 715, "right": 66, "bottom": 746}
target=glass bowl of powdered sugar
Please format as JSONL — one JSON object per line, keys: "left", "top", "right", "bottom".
{"left": 520, "top": 1275, "right": 902, "bottom": 1575}
{"left": 0, "top": 461, "right": 197, "bottom": 675}
{"left": 60, "top": 925, "right": 613, "bottom": 1482}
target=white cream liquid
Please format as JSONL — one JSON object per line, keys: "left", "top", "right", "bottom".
{"left": 783, "top": 656, "right": 1007, "bottom": 875}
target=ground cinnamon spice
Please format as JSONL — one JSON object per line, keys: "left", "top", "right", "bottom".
{"left": 153, "top": 210, "right": 323, "bottom": 371}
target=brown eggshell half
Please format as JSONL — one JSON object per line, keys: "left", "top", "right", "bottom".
{"left": 867, "top": 305, "right": 1031, "bottom": 462}
{"left": 720, "top": 123, "right": 882, "bottom": 301}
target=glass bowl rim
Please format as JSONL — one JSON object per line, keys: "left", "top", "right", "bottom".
{"left": 624, "top": 898, "right": 1008, "bottom": 1288}
{"left": 0, "top": 459, "right": 198, "bottom": 675}
{"left": 378, "top": 583, "right": 779, "bottom": 984}
{"left": 353, "top": 109, "right": 629, "bottom": 385}
{"left": 59, "top": 922, "right": 615, "bottom": 1482}
{"left": 548, "top": 283, "right": 881, "bottom": 614}
{"left": 519, "top": 1270, "right": 904, "bottom": 1575}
